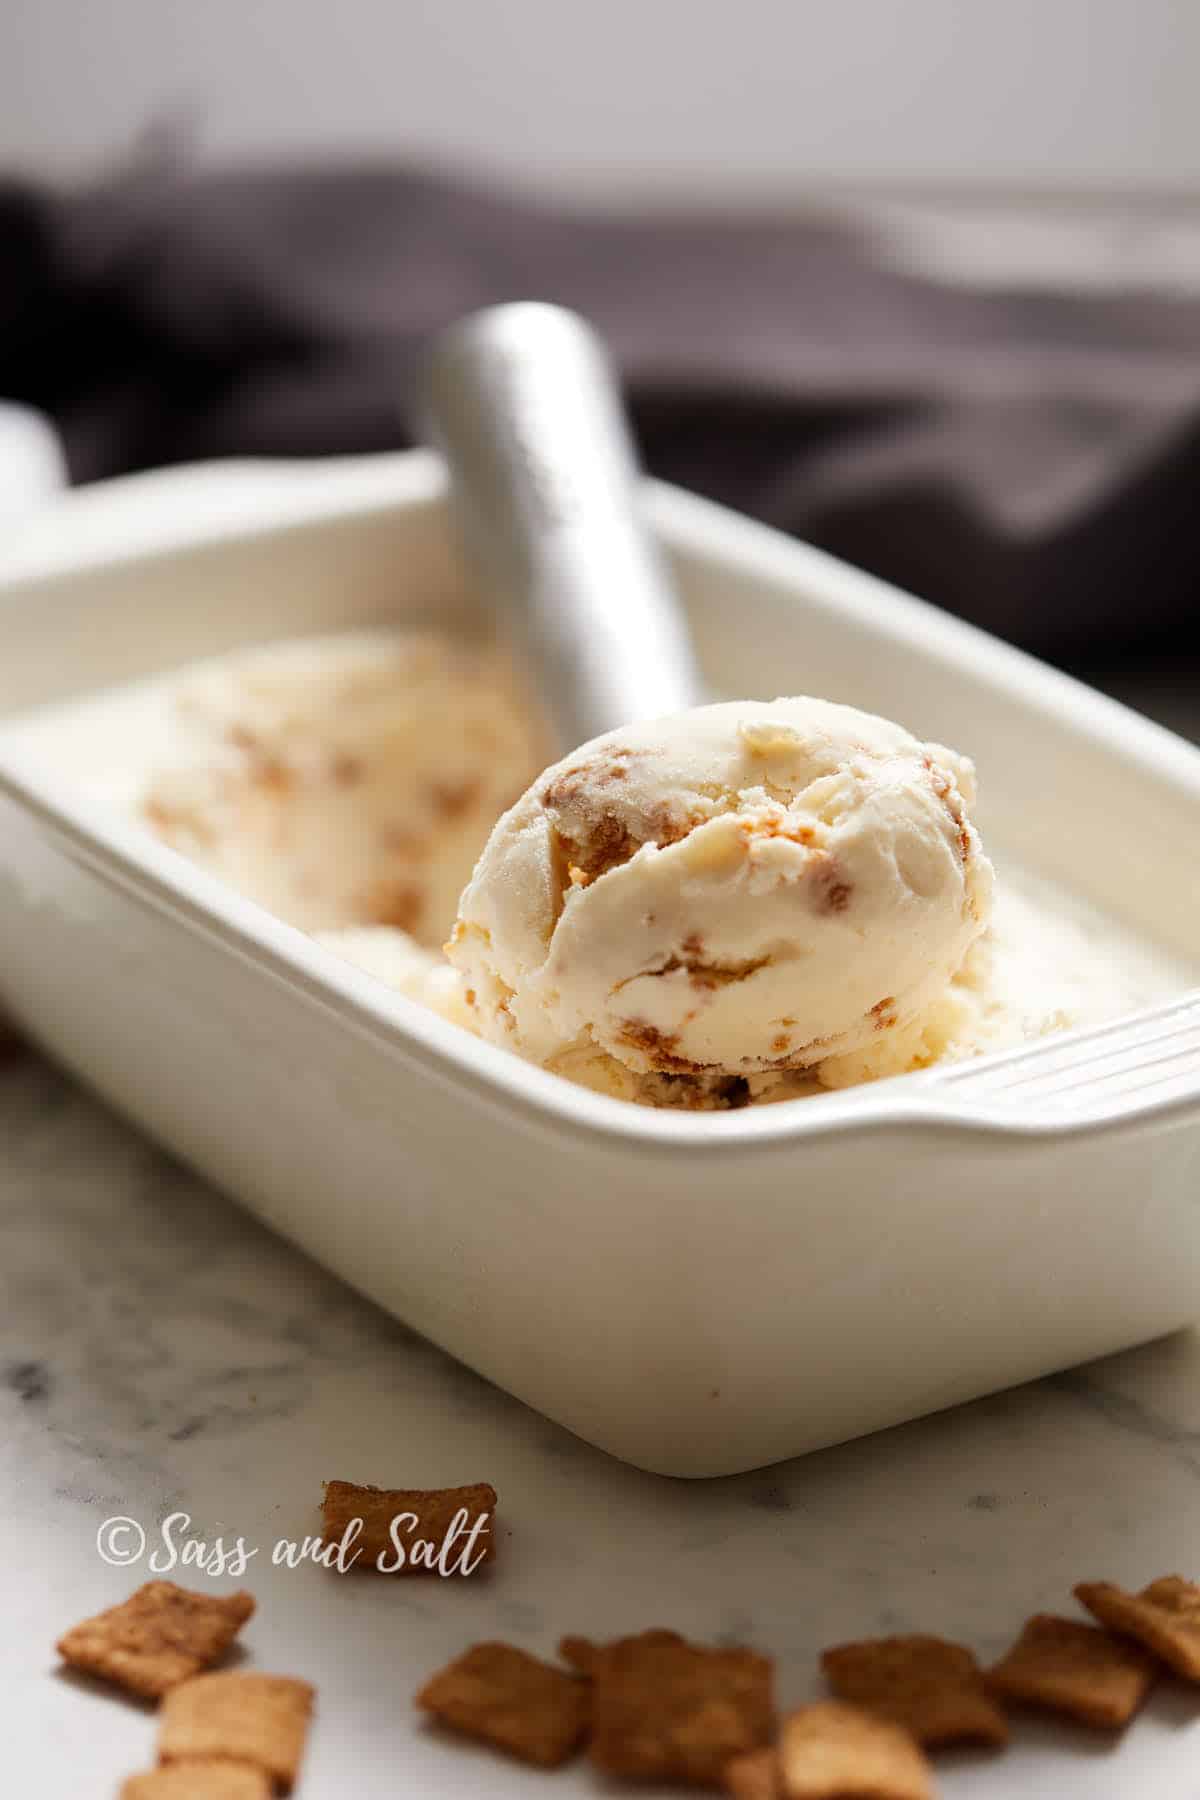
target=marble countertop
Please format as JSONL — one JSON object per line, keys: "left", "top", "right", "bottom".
{"left": 4, "top": 1049, "right": 1200, "bottom": 1798}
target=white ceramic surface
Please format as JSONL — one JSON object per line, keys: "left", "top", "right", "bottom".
{"left": 0, "top": 401, "right": 66, "bottom": 519}
{"left": 0, "top": 452, "right": 1198, "bottom": 1477}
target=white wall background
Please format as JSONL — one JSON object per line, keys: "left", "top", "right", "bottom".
{"left": 2, "top": 0, "right": 1199, "bottom": 197}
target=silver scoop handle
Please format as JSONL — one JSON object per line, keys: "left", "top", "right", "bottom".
{"left": 421, "top": 303, "right": 704, "bottom": 755}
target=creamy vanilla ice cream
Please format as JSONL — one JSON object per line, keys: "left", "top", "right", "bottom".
{"left": 314, "top": 924, "right": 476, "bottom": 1029}
{"left": 326, "top": 858, "right": 1188, "bottom": 1110}
{"left": 137, "top": 632, "right": 548, "bottom": 946}
{"left": 448, "top": 699, "right": 994, "bottom": 1087}
{"left": 63, "top": 627, "right": 1184, "bottom": 1112}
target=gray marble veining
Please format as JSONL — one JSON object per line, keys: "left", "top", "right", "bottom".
{"left": 4, "top": 1052, "right": 1200, "bottom": 1796}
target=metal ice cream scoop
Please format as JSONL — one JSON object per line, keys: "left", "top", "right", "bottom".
{"left": 421, "top": 302, "right": 704, "bottom": 755}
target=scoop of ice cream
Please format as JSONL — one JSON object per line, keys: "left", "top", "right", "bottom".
{"left": 140, "top": 631, "right": 547, "bottom": 946}
{"left": 448, "top": 696, "right": 994, "bottom": 1079}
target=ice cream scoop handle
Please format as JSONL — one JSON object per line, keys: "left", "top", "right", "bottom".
{"left": 421, "top": 303, "right": 704, "bottom": 752}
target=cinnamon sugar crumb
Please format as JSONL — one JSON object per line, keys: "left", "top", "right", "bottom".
{"left": 768, "top": 1037, "right": 828, "bottom": 1069}
{"left": 749, "top": 815, "right": 818, "bottom": 847}
{"left": 540, "top": 750, "right": 640, "bottom": 808}
{"left": 359, "top": 879, "right": 424, "bottom": 933}
{"left": 554, "top": 815, "right": 640, "bottom": 884}
{"left": 251, "top": 759, "right": 293, "bottom": 794}
{"left": 225, "top": 723, "right": 293, "bottom": 793}
{"left": 565, "top": 805, "right": 696, "bottom": 883}
{"left": 380, "top": 823, "right": 429, "bottom": 859}
{"left": 811, "top": 857, "right": 854, "bottom": 914}
{"left": 430, "top": 777, "right": 482, "bottom": 821}
{"left": 925, "top": 756, "right": 972, "bottom": 861}
{"left": 616, "top": 1020, "right": 705, "bottom": 1073}
{"left": 330, "top": 752, "right": 365, "bottom": 787}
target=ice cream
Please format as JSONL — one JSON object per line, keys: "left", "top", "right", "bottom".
{"left": 137, "top": 632, "right": 548, "bottom": 946}
{"left": 310, "top": 924, "right": 476, "bottom": 1030}
{"left": 61, "top": 626, "right": 1182, "bottom": 1111}
{"left": 447, "top": 698, "right": 994, "bottom": 1094}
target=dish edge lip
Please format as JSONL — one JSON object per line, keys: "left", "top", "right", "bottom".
{"left": 1, "top": 451, "right": 1199, "bottom": 1153}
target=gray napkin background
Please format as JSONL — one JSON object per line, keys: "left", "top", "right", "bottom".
{"left": 1, "top": 160, "right": 1198, "bottom": 688}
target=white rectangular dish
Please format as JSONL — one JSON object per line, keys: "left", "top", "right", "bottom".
{"left": 1, "top": 450, "right": 1198, "bottom": 1477}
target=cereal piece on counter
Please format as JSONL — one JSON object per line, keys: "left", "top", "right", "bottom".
{"left": 56, "top": 1581, "right": 255, "bottom": 1701}
{"left": 416, "top": 1641, "right": 588, "bottom": 1768}
{"left": 588, "top": 1631, "right": 774, "bottom": 1785}
{"left": 320, "top": 1479, "right": 496, "bottom": 1574}
{"left": 725, "top": 1744, "right": 783, "bottom": 1799}
{"left": 777, "top": 1703, "right": 933, "bottom": 1800}
{"left": 158, "top": 1672, "right": 314, "bottom": 1793}
{"left": 821, "top": 1633, "right": 1008, "bottom": 1747}
{"left": 987, "top": 1613, "right": 1157, "bottom": 1729}
{"left": 557, "top": 1627, "right": 685, "bottom": 1676}
{"left": 557, "top": 1634, "right": 598, "bottom": 1675}
{"left": 120, "top": 1763, "right": 272, "bottom": 1798}
{"left": 1075, "top": 1577, "right": 1200, "bottom": 1682}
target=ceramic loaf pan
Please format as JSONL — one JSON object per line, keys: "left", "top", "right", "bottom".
{"left": 0, "top": 452, "right": 1197, "bottom": 1476}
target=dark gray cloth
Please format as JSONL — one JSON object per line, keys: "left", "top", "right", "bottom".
{"left": 3, "top": 161, "right": 1199, "bottom": 664}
